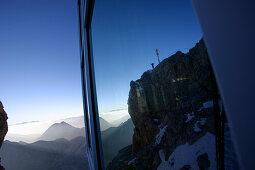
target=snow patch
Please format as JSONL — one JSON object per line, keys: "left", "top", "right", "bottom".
{"left": 193, "top": 118, "right": 207, "bottom": 132}
{"left": 155, "top": 124, "right": 168, "bottom": 145}
{"left": 198, "top": 100, "right": 213, "bottom": 111}
{"left": 136, "top": 82, "right": 144, "bottom": 91}
{"left": 199, "top": 118, "right": 207, "bottom": 125}
{"left": 193, "top": 121, "right": 201, "bottom": 132}
{"left": 157, "top": 149, "right": 171, "bottom": 170}
{"left": 185, "top": 112, "right": 195, "bottom": 123}
{"left": 157, "top": 132, "right": 216, "bottom": 170}
{"left": 153, "top": 119, "right": 159, "bottom": 123}
{"left": 128, "top": 158, "right": 136, "bottom": 165}
{"left": 224, "top": 123, "right": 240, "bottom": 169}
{"left": 219, "top": 99, "right": 224, "bottom": 116}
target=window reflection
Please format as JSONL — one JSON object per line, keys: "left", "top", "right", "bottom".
{"left": 91, "top": 0, "right": 239, "bottom": 169}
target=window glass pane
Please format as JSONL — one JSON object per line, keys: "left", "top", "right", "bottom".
{"left": 92, "top": 0, "right": 239, "bottom": 169}
{"left": 0, "top": 1, "right": 89, "bottom": 169}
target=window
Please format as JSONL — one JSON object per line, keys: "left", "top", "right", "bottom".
{"left": 79, "top": 0, "right": 240, "bottom": 169}
{"left": 0, "top": 0, "right": 89, "bottom": 169}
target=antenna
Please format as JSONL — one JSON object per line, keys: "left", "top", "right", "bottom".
{"left": 156, "top": 49, "right": 160, "bottom": 64}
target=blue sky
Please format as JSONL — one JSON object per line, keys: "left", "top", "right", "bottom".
{"left": 92, "top": 0, "right": 202, "bottom": 111}
{"left": 0, "top": 0, "right": 202, "bottom": 125}
{"left": 0, "top": 0, "right": 82, "bottom": 124}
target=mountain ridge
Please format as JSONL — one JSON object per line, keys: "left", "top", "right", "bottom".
{"left": 0, "top": 136, "right": 88, "bottom": 170}
{"left": 101, "top": 118, "right": 134, "bottom": 166}
{"left": 107, "top": 39, "right": 219, "bottom": 169}
{"left": 37, "top": 121, "right": 85, "bottom": 141}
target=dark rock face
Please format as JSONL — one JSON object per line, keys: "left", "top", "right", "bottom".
{"left": 180, "top": 165, "right": 191, "bottom": 170}
{"left": 107, "top": 39, "right": 218, "bottom": 169}
{"left": 0, "top": 101, "right": 8, "bottom": 149}
{"left": 197, "top": 153, "right": 210, "bottom": 170}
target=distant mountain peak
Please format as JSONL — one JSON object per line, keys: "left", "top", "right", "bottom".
{"left": 51, "top": 121, "right": 72, "bottom": 127}
{"left": 59, "top": 121, "right": 69, "bottom": 125}
{"left": 99, "top": 117, "right": 112, "bottom": 131}
{"left": 37, "top": 121, "right": 84, "bottom": 141}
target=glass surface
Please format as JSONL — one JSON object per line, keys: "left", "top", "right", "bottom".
{"left": 0, "top": 0, "right": 89, "bottom": 169}
{"left": 91, "top": 0, "right": 239, "bottom": 169}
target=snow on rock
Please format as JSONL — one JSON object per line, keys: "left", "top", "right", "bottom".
{"left": 193, "top": 121, "right": 201, "bottom": 132}
{"left": 219, "top": 99, "right": 224, "bottom": 116}
{"left": 157, "top": 132, "right": 216, "bottom": 170}
{"left": 128, "top": 158, "right": 136, "bottom": 165}
{"left": 157, "top": 149, "right": 171, "bottom": 170}
{"left": 224, "top": 123, "right": 240, "bottom": 169}
{"left": 135, "top": 82, "right": 144, "bottom": 91}
{"left": 202, "top": 101, "right": 214, "bottom": 108}
{"left": 185, "top": 112, "right": 195, "bottom": 123}
{"left": 153, "top": 119, "right": 159, "bottom": 123}
{"left": 193, "top": 118, "right": 207, "bottom": 132}
{"left": 155, "top": 124, "right": 168, "bottom": 145}
{"left": 198, "top": 100, "right": 213, "bottom": 111}
{"left": 199, "top": 118, "right": 207, "bottom": 125}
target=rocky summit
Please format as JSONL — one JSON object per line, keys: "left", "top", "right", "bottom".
{"left": 107, "top": 39, "right": 219, "bottom": 170}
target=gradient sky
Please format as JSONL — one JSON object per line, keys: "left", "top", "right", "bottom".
{"left": 0, "top": 0, "right": 82, "bottom": 124}
{"left": 0, "top": 0, "right": 202, "bottom": 126}
{"left": 92, "top": 0, "right": 202, "bottom": 112}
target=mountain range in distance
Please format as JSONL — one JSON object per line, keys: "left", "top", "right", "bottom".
{"left": 37, "top": 121, "right": 85, "bottom": 141}
{"left": 0, "top": 136, "right": 88, "bottom": 170}
{"left": 60, "top": 116, "right": 114, "bottom": 130}
{"left": 110, "top": 114, "right": 130, "bottom": 126}
{"left": 101, "top": 119, "right": 134, "bottom": 166}
{"left": 0, "top": 117, "right": 134, "bottom": 170}
{"left": 1, "top": 121, "right": 90, "bottom": 170}
{"left": 38, "top": 117, "right": 114, "bottom": 141}
{"left": 6, "top": 116, "right": 117, "bottom": 143}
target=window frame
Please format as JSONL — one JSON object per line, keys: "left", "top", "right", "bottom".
{"left": 77, "top": 0, "right": 228, "bottom": 169}
{"left": 78, "top": 0, "right": 105, "bottom": 169}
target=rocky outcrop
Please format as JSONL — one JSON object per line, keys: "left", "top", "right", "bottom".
{"left": 107, "top": 39, "right": 219, "bottom": 170}
{"left": 0, "top": 101, "right": 8, "bottom": 148}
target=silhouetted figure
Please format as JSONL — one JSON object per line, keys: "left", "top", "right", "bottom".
{"left": 151, "top": 63, "right": 154, "bottom": 69}
{"left": 0, "top": 101, "right": 8, "bottom": 170}
{"left": 156, "top": 49, "right": 160, "bottom": 64}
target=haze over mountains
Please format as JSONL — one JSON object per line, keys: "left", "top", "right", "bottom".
{"left": 99, "top": 109, "right": 130, "bottom": 126}
{"left": 6, "top": 116, "right": 117, "bottom": 143}
{"left": 1, "top": 120, "right": 90, "bottom": 170}
{"left": 37, "top": 117, "right": 114, "bottom": 141}
{"left": 38, "top": 121, "right": 85, "bottom": 141}
{"left": 61, "top": 116, "right": 114, "bottom": 130}
{"left": 1, "top": 114, "right": 134, "bottom": 170}
{"left": 5, "top": 133, "right": 41, "bottom": 143}
{"left": 101, "top": 119, "right": 134, "bottom": 166}
{"left": 110, "top": 114, "right": 130, "bottom": 126}
{"left": 0, "top": 137, "right": 88, "bottom": 170}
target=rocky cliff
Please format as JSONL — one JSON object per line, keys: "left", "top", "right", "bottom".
{"left": 107, "top": 39, "right": 219, "bottom": 170}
